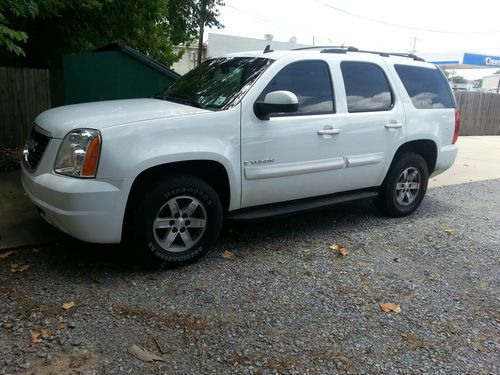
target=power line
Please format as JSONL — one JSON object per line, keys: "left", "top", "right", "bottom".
{"left": 225, "top": 4, "right": 317, "bottom": 37}
{"left": 314, "top": 0, "right": 500, "bottom": 34}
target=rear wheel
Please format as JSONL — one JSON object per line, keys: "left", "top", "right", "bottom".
{"left": 131, "top": 175, "right": 223, "bottom": 267}
{"left": 377, "top": 152, "right": 429, "bottom": 217}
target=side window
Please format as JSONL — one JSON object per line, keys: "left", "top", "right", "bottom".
{"left": 341, "top": 61, "right": 393, "bottom": 112}
{"left": 258, "top": 60, "right": 334, "bottom": 114}
{"left": 394, "top": 65, "right": 455, "bottom": 109}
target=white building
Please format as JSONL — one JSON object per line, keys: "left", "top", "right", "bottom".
{"left": 171, "top": 45, "right": 206, "bottom": 76}
{"left": 481, "top": 74, "right": 500, "bottom": 93}
{"left": 206, "top": 33, "right": 310, "bottom": 58}
{"left": 171, "top": 33, "right": 310, "bottom": 75}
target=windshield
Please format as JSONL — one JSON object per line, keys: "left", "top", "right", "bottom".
{"left": 157, "top": 57, "right": 273, "bottom": 110}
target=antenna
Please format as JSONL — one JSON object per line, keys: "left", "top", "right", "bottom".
{"left": 263, "top": 45, "right": 273, "bottom": 53}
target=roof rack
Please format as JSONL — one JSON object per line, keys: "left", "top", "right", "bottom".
{"left": 323, "top": 48, "right": 425, "bottom": 62}
{"left": 292, "top": 45, "right": 425, "bottom": 62}
{"left": 292, "top": 45, "right": 357, "bottom": 51}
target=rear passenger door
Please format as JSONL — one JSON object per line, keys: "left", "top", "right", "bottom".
{"left": 331, "top": 60, "right": 407, "bottom": 192}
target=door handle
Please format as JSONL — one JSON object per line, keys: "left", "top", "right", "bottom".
{"left": 385, "top": 122, "right": 403, "bottom": 129}
{"left": 317, "top": 128, "right": 341, "bottom": 136}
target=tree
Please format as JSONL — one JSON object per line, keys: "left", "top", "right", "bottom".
{"left": 0, "top": 0, "right": 210, "bottom": 68}
{"left": 194, "top": 0, "right": 224, "bottom": 66}
{"left": 450, "top": 75, "right": 467, "bottom": 84}
{"left": 0, "top": 0, "right": 38, "bottom": 56}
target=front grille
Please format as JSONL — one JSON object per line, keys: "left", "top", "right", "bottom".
{"left": 23, "top": 127, "right": 51, "bottom": 171}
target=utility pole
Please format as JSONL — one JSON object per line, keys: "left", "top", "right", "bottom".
{"left": 410, "top": 35, "right": 420, "bottom": 53}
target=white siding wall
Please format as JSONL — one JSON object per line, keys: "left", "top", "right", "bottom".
{"left": 482, "top": 75, "right": 500, "bottom": 92}
{"left": 207, "top": 33, "right": 310, "bottom": 58}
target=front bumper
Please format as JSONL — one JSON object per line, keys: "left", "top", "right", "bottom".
{"left": 21, "top": 165, "right": 133, "bottom": 244}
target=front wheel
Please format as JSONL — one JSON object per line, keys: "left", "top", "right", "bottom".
{"left": 131, "top": 175, "right": 223, "bottom": 267}
{"left": 377, "top": 152, "right": 429, "bottom": 217}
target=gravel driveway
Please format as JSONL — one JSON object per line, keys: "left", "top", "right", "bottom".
{"left": 1, "top": 180, "right": 499, "bottom": 374}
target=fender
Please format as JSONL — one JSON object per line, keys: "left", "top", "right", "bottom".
{"left": 97, "top": 105, "right": 242, "bottom": 211}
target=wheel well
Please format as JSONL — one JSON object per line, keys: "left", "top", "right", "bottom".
{"left": 122, "top": 160, "right": 231, "bottom": 240}
{"left": 392, "top": 140, "right": 438, "bottom": 174}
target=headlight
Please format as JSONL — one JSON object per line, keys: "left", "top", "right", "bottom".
{"left": 54, "top": 129, "right": 101, "bottom": 178}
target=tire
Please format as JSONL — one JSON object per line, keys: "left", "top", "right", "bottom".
{"left": 377, "top": 152, "right": 429, "bottom": 217}
{"left": 131, "top": 175, "right": 223, "bottom": 267}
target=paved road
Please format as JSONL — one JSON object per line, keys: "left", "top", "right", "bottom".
{"left": 429, "top": 136, "right": 500, "bottom": 187}
{"left": 0, "top": 179, "right": 498, "bottom": 374}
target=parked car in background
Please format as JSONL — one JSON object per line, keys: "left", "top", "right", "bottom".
{"left": 21, "top": 46, "right": 459, "bottom": 266}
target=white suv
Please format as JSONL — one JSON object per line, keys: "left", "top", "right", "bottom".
{"left": 21, "top": 46, "right": 459, "bottom": 266}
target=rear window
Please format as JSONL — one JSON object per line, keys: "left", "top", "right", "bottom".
{"left": 341, "top": 61, "right": 394, "bottom": 112}
{"left": 394, "top": 65, "right": 455, "bottom": 109}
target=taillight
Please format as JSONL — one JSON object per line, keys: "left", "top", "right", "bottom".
{"left": 453, "top": 109, "right": 460, "bottom": 144}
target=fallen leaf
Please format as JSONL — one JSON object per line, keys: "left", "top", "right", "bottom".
{"left": 32, "top": 248, "right": 40, "bottom": 254}
{"left": 304, "top": 266, "right": 312, "bottom": 276}
{"left": 31, "top": 330, "right": 42, "bottom": 343}
{"left": 329, "top": 243, "right": 348, "bottom": 256}
{"left": 379, "top": 302, "right": 402, "bottom": 313}
{"left": 62, "top": 302, "right": 75, "bottom": 310}
{"left": 128, "top": 344, "right": 165, "bottom": 362}
{"left": 222, "top": 250, "right": 235, "bottom": 259}
{"left": 1, "top": 323, "right": 13, "bottom": 329}
{"left": 31, "top": 328, "right": 49, "bottom": 344}
{"left": 153, "top": 337, "right": 168, "bottom": 354}
{"left": 0, "top": 251, "right": 14, "bottom": 260}
{"left": 444, "top": 228, "right": 456, "bottom": 235}
{"left": 57, "top": 322, "right": 66, "bottom": 329}
{"left": 10, "top": 263, "right": 30, "bottom": 273}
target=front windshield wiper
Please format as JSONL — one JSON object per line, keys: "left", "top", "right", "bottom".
{"left": 154, "top": 93, "right": 206, "bottom": 109}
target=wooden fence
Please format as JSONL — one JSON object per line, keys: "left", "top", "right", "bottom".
{"left": 455, "top": 92, "right": 500, "bottom": 136}
{"left": 0, "top": 67, "right": 53, "bottom": 147}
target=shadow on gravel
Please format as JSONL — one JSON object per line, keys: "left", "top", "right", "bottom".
{"left": 27, "top": 240, "right": 142, "bottom": 276}
{"left": 221, "top": 199, "right": 379, "bottom": 241}
{"left": 19, "top": 199, "right": 378, "bottom": 273}
{"left": 21, "top": 194, "right": 453, "bottom": 274}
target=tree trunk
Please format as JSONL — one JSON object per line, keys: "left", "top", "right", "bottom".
{"left": 197, "top": 21, "right": 204, "bottom": 67}
{"left": 196, "top": 0, "right": 207, "bottom": 67}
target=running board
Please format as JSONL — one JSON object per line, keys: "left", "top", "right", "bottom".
{"left": 227, "top": 189, "right": 379, "bottom": 221}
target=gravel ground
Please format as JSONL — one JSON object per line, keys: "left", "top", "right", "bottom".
{"left": 0, "top": 148, "right": 22, "bottom": 173}
{"left": 0, "top": 180, "right": 499, "bottom": 375}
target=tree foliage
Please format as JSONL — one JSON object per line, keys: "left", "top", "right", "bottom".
{"left": 451, "top": 75, "right": 468, "bottom": 84}
{"left": 0, "top": 0, "right": 223, "bottom": 68}
{"left": 0, "top": 0, "right": 38, "bottom": 56}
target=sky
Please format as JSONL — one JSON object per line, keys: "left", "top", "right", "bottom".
{"left": 207, "top": 0, "right": 500, "bottom": 79}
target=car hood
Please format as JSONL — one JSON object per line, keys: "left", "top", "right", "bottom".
{"left": 34, "top": 98, "right": 207, "bottom": 138}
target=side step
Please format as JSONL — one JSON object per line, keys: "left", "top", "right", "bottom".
{"left": 227, "top": 189, "right": 378, "bottom": 221}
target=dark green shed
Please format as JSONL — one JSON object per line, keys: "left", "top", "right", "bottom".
{"left": 63, "top": 42, "right": 180, "bottom": 105}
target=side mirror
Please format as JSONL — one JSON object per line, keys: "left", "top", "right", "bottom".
{"left": 254, "top": 90, "right": 299, "bottom": 120}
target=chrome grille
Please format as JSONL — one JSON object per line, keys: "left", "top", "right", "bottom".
{"left": 23, "top": 127, "right": 51, "bottom": 171}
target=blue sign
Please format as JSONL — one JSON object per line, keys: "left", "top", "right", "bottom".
{"left": 463, "top": 53, "right": 500, "bottom": 67}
